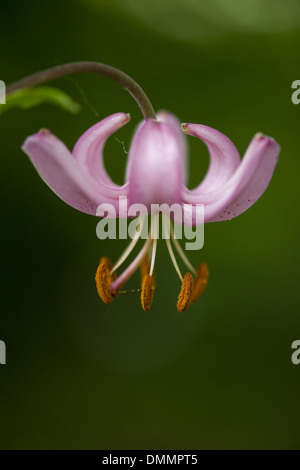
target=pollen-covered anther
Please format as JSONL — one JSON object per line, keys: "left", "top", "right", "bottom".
{"left": 191, "top": 262, "right": 209, "bottom": 303}
{"left": 95, "top": 257, "right": 117, "bottom": 304}
{"left": 141, "top": 274, "right": 155, "bottom": 311}
{"left": 177, "top": 272, "right": 193, "bottom": 313}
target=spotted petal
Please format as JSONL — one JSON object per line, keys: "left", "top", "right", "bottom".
{"left": 182, "top": 123, "right": 241, "bottom": 196}
{"left": 182, "top": 133, "right": 280, "bottom": 224}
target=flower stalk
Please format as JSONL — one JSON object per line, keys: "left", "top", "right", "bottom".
{"left": 6, "top": 61, "right": 156, "bottom": 120}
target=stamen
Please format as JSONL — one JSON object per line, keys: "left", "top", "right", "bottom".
{"left": 110, "top": 235, "right": 153, "bottom": 292}
{"left": 150, "top": 214, "right": 159, "bottom": 276}
{"left": 95, "top": 257, "right": 117, "bottom": 304}
{"left": 162, "top": 215, "right": 183, "bottom": 281}
{"left": 141, "top": 274, "right": 155, "bottom": 311}
{"left": 191, "top": 262, "right": 209, "bottom": 303}
{"left": 110, "top": 216, "right": 145, "bottom": 275}
{"left": 177, "top": 272, "right": 193, "bottom": 313}
{"left": 170, "top": 224, "right": 196, "bottom": 275}
{"left": 140, "top": 257, "right": 150, "bottom": 281}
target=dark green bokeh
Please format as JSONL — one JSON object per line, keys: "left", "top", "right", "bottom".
{"left": 0, "top": 0, "right": 299, "bottom": 450}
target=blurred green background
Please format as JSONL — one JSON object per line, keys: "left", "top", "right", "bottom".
{"left": 1, "top": 0, "right": 299, "bottom": 450}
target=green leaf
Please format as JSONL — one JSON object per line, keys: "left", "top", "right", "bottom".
{"left": 0, "top": 86, "right": 81, "bottom": 115}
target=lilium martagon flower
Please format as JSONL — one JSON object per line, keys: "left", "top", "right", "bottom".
{"left": 11, "top": 61, "right": 280, "bottom": 313}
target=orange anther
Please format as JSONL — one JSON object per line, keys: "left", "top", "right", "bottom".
{"left": 177, "top": 272, "right": 193, "bottom": 312}
{"left": 191, "top": 262, "right": 209, "bottom": 303}
{"left": 141, "top": 274, "right": 155, "bottom": 311}
{"left": 95, "top": 257, "right": 116, "bottom": 304}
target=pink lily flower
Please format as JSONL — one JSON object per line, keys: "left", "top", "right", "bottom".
{"left": 22, "top": 111, "right": 280, "bottom": 312}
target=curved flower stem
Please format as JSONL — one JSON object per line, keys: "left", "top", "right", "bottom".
{"left": 6, "top": 61, "right": 157, "bottom": 121}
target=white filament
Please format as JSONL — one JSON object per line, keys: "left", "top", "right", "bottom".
{"left": 150, "top": 215, "right": 159, "bottom": 276}
{"left": 110, "top": 215, "right": 145, "bottom": 275}
{"left": 162, "top": 214, "right": 183, "bottom": 282}
{"left": 170, "top": 224, "right": 196, "bottom": 275}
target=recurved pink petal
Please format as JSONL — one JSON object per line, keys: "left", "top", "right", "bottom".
{"left": 72, "top": 112, "right": 130, "bottom": 196}
{"left": 126, "top": 118, "right": 185, "bottom": 207}
{"left": 157, "top": 110, "right": 188, "bottom": 183}
{"left": 182, "top": 134, "right": 280, "bottom": 224}
{"left": 22, "top": 129, "right": 121, "bottom": 215}
{"left": 182, "top": 123, "right": 241, "bottom": 195}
